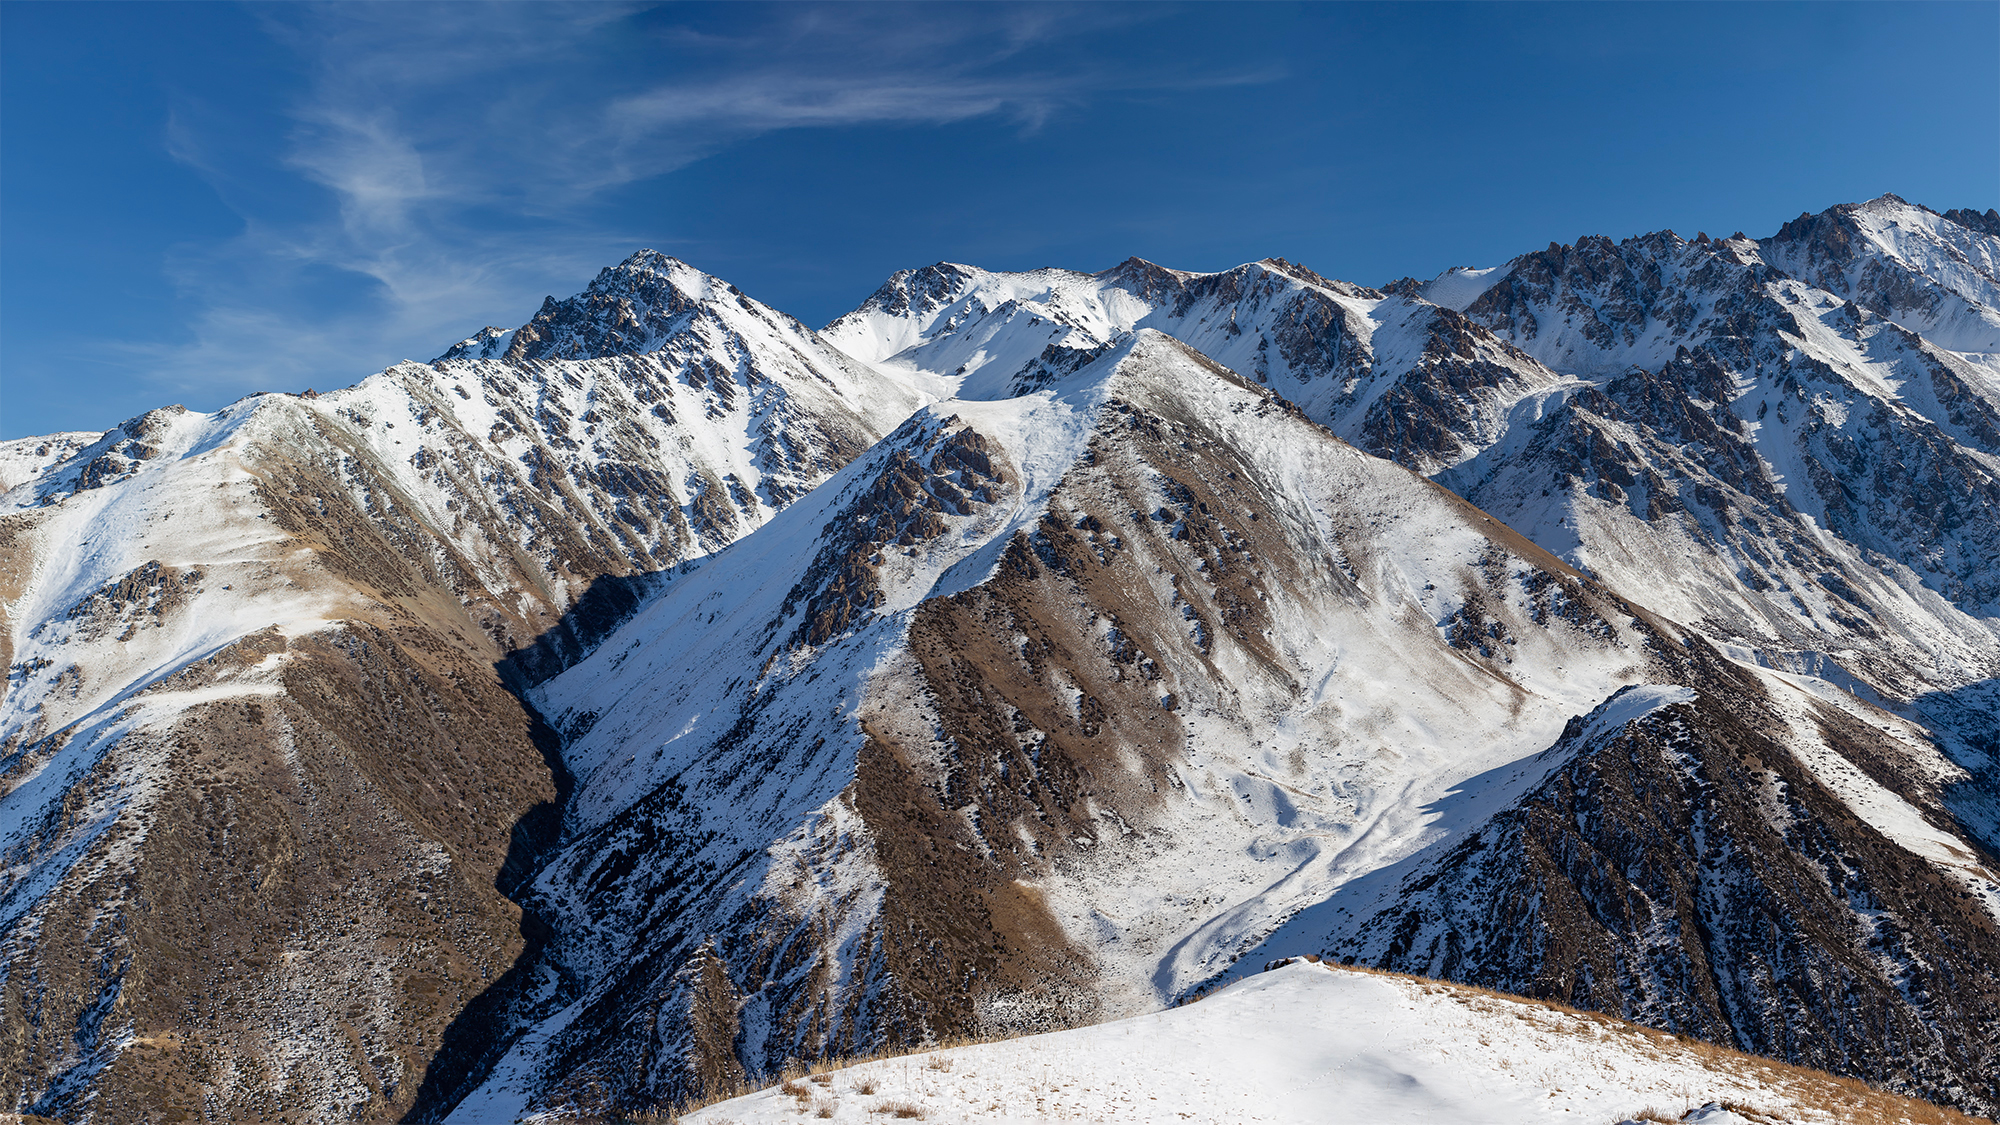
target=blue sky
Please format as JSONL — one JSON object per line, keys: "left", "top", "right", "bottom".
{"left": 3, "top": 1, "right": 1995, "bottom": 440}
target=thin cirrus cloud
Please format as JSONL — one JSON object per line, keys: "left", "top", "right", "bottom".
{"left": 121, "top": 2, "right": 1272, "bottom": 405}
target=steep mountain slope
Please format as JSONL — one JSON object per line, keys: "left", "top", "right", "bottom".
{"left": 828, "top": 200, "right": 2000, "bottom": 840}
{"left": 1282, "top": 201, "right": 2000, "bottom": 1109}
{"left": 0, "top": 254, "right": 931, "bottom": 1122}
{"left": 442, "top": 329, "right": 1996, "bottom": 1119}
{"left": 452, "top": 329, "right": 1664, "bottom": 1117}
{"left": 1760, "top": 195, "right": 2000, "bottom": 356}
{"left": 0, "top": 433, "right": 100, "bottom": 493}
{"left": 689, "top": 959, "right": 1984, "bottom": 1125}
{"left": 1249, "top": 671, "right": 2000, "bottom": 1110}
{"left": 1429, "top": 200, "right": 2000, "bottom": 661}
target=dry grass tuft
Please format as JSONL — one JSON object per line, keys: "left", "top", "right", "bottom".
{"left": 870, "top": 1099, "right": 926, "bottom": 1119}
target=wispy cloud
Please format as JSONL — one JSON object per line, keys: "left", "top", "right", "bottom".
{"left": 129, "top": 2, "right": 1276, "bottom": 402}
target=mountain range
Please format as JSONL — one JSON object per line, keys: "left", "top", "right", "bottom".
{"left": 1, "top": 194, "right": 1995, "bottom": 1123}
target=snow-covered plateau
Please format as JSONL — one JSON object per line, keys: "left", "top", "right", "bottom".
{"left": 1, "top": 196, "right": 1996, "bottom": 1124}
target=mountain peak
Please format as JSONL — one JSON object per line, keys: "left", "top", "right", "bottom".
{"left": 1770, "top": 192, "right": 2000, "bottom": 247}
{"left": 1767, "top": 193, "right": 1937, "bottom": 246}
{"left": 435, "top": 325, "right": 516, "bottom": 362}
{"left": 1096, "top": 255, "right": 1190, "bottom": 304}
{"left": 12, "top": 192, "right": 2000, "bottom": 1123}
{"left": 427, "top": 251, "right": 789, "bottom": 365}
{"left": 852, "top": 262, "right": 981, "bottom": 321}
{"left": 1256, "top": 255, "right": 1345, "bottom": 292}
{"left": 470, "top": 253, "right": 777, "bottom": 363}
{"left": 1757, "top": 193, "right": 2000, "bottom": 350}
{"left": 589, "top": 248, "right": 700, "bottom": 291}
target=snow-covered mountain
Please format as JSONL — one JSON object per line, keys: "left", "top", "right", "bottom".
{"left": 796, "top": 198, "right": 2000, "bottom": 1113}
{"left": 1433, "top": 202, "right": 2000, "bottom": 663}
{"left": 1, "top": 198, "right": 1995, "bottom": 1124}
{"left": 1760, "top": 196, "right": 2000, "bottom": 356}
{"left": 828, "top": 194, "right": 2000, "bottom": 861}
{"left": 0, "top": 253, "right": 934, "bottom": 1122}
{"left": 1420, "top": 198, "right": 2000, "bottom": 871}
{"left": 829, "top": 202, "right": 2000, "bottom": 707}
{"left": 450, "top": 330, "right": 1684, "bottom": 1118}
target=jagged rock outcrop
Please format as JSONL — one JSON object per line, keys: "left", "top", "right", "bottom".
{"left": 1761, "top": 194, "right": 2000, "bottom": 353}
{"left": 1402, "top": 200, "right": 2000, "bottom": 881}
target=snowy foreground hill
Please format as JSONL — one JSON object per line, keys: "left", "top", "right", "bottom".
{"left": 688, "top": 960, "right": 1982, "bottom": 1125}
{"left": 0, "top": 197, "right": 1996, "bottom": 1123}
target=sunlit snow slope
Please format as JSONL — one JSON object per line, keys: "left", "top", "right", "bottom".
{"left": 686, "top": 960, "right": 1980, "bottom": 1125}
{"left": 450, "top": 330, "right": 1676, "bottom": 1117}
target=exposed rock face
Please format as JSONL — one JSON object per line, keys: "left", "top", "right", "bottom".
{"left": 1761, "top": 195, "right": 2000, "bottom": 354}
{"left": 1943, "top": 207, "right": 2000, "bottom": 238}
{"left": 828, "top": 202, "right": 2000, "bottom": 712}
{"left": 1405, "top": 200, "right": 2000, "bottom": 883}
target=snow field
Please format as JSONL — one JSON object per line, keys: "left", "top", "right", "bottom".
{"left": 682, "top": 960, "right": 1966, "bottom": 1125}
{"left": 0, "top": 431, "right": 101, "bottom": 493}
